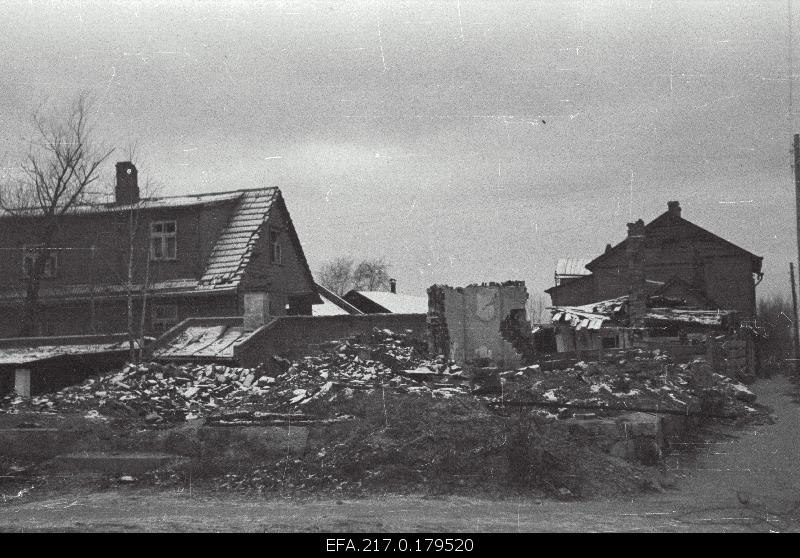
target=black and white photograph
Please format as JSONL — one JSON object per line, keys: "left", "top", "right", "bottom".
{"left": 0, "top": 0, "right": 798, "bottom": 535}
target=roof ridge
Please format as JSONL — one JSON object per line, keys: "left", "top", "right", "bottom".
{"left": 137, "top": 185, "right": 278, "bottom": 202}
{"left": 586, "top": 210, "right": 762, "bottom": 270}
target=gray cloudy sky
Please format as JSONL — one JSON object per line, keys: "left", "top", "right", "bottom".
{"left": 0, "top": 0, "right": 796, "bottom": 301}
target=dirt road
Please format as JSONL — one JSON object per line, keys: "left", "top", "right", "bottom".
{"left": 1, "top": 374, "right": 799, "bottom": 532}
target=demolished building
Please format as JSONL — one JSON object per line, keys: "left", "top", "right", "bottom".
{"left": 545, "top": 201, "right": 763, "bottom": 318}
{"left": 548, "top": 295, "right": 739, "bottom": 353}
{"left": 0, "top": 333, "right": 145, "bottom": 397}
{"left": 427, "top": 281, "right": 532, "bottom": 367}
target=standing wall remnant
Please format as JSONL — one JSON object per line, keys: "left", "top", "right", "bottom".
{"left": 426, "top": 281, "right": 531, "bottom": 368}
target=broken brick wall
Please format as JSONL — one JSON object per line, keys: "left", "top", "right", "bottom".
{"left": 426, "top": 285, "right": 451, "bottom": 359}
{"left": 427, "top": 282, "right": 529, "bottom": 368}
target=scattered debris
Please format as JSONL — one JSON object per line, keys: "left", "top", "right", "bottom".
{"left": 0, "top": 328, "right": 770, "bottom": 500}
{"left": 0, "top": 330, "right": 467, "bottom": 422}
{"left": 0, "top": 330, "right": 762, "bottom": 425}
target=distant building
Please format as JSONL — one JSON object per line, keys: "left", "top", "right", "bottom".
{"left": 343, "top": 281, "right": 428, "bottom": 314}
{"left": 0, "top": 161, "right": 322, "bottom": 337}
{"left": 545, "top": 201, "right": 763, "bottom": 318}
{"left": 313, "top": 284, "right": 364, "bottom": 316}
{"left": 554, "top": 257, "right": 592, "bottom": 286}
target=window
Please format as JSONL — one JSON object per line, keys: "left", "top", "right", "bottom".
{"left": 151, "top": 304, "right": 179, "bottom": 334}
{"left": 150, "top": 220, "right": 177, "bottom": 261}
{"left": 22, "top": 245, "right": 57, "bottom": 278}
{"left": 270, "top": 229, "right": 282, "bottom": 264}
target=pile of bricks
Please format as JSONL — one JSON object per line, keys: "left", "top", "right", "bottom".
{"left": 0, "top": 329, "right": 469, "bottom": 423}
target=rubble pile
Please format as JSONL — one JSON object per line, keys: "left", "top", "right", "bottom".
{"left": 0, "top": 331, "right": 771, "bottom": 499}
{"left": 0, "top": 329, "right": 471, "bottom": 422}
{"left": 495, "top": 348, "right": 762, "bottom": 420}
{"left": 0, "top": 331, "right": 763, "bottom": 426}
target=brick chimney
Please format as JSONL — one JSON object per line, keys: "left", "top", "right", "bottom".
{"left": 115, "top": 161, "right": 139, "bottom": 205}
{"left": 626, "top": 219, "right": 647, "bottom": 328}
{"left": 667, "top": 200, "right": 681, "bottom": 218}
{"left": 389, "top": 278, "right": 397, "bottom": 293}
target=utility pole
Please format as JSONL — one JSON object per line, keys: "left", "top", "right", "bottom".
{"left": 791, "top": 263, "right": 800, "bottom": 375}
{"left": 795, "top": 135, "right": 800, "bottom": 273}
{"left": 794, "top": 135, "right": 800, "bottom": 375}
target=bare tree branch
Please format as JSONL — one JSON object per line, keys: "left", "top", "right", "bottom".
{"left": 353, "top": 258, "right": 391, "bottom": 291}
{"left": 318, "top": 257, "right": 392, "bottom": 295}
{"left": 0, "top": 92, "right": 114, "bottom": 336}
{"left": 317, "top": 257, "right": 355, "bottom": 296}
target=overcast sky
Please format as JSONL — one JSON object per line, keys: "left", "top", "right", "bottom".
{"left": 0, "top": 0, "right": 797, "bottom": 302}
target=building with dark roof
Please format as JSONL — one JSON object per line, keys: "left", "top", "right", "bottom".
{"left": 545, "top": 201, "right": 763, "bottom": 318}
{"left": 313, "top": 283, "right": 364, "bottom": 316}
{"left": 0, "top": 161, "right": 321, "bottom": 337}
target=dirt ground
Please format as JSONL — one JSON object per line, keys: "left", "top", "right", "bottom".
{"left": 1, "top": 373, "right": 798, "bottom": 532}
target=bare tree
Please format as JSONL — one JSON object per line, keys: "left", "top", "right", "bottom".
{"left": 0, "top": 94, "right": 114, "bottom": 336}
{"left": 353, "top": 258, "right": 390, "bottom": 291}
{"left": 318, "top": 257, "right": 392, "bottom": 295}
{"left": 757, "top": 293, "right": 793, "bottom": 363}
{"left": 121, "top": 142, "right": 160, "bottom": 361}
{"left": 317, "top": 257, "right": 355, "bottom": 296}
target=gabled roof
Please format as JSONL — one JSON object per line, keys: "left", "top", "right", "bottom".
{"left": 586, "top": 207, "right": 763, "bottom": 273}
{"left": 197, "top": 188, "right": 279, "bottom": 291}
{"left": 0, "top": 190, "right": 244, "bottom": 218}
{"left": 186, "top": 187, "right": 321, "bottom": 300}
{"left": 270, "top": 194, "right": 323, "bottom": 303}
{"left": 0, "top": 186, "right": 321, "bottom": 303}
{"left": 0, "top": 279, "right": 208, "bottom": 305}
{"left": 344, "top": 290, "right": 428, "bottom": 314}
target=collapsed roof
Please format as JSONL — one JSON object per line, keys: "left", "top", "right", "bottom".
{"left": 549, "top": 295, "right": 737, "bottom": 330}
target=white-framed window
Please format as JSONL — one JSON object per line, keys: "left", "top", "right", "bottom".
{"left": 270, "top": 228, "right": 282, "bottom": 265}
{"left": 151, "top": 304, "right": 179, "bottom": 333}
{"left": 22, "top": 245, "right": 57, "bottom": 278}
{"left": 150, "top": 220, "right": 177, "bottom": 261}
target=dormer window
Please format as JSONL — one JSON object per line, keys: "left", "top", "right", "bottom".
{"left": 150, "top": 220, "right": 177, "bottom": 261}
{"left": 270, "top": 228, "right": 282, "bottom": 265}
{"left": 22, "top": 245, "right": 57, "bottom": 279}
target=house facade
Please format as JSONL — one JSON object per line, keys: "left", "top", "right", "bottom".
{"left": 545, "top": 201, "right": 763, "bottom": 318}
{"left": 0, "top": 162, "right": 321, "bottom": 337}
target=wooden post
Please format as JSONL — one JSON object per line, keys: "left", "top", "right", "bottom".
{"left": 795, "top": 135, "right": 800, "bottom": 281}
{"left": 794, "top": 134, "right": 800, "bottom": 374}
{"left": 791, "top": 263, "right": 800, "bottom": 375}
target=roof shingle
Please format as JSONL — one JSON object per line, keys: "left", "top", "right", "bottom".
{"left": 196, "top": 188, "right": 278, "bottom": 291}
